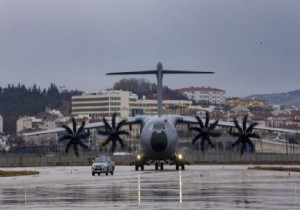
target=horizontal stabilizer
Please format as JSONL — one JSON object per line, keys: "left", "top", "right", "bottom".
{"left": 106, "top": 70, "right": 214, "bottom": 75}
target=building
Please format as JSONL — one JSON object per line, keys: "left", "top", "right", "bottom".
{"left": 226, "top": 97, "right": 268, "bottom": 108}
{"left": 17, "top": 109, "right": 69, "bottom": 134}
{"left": 176, "top": 87, "right": 225, "bottom": 105}
{"left": 72, "top": 90, "right": 136, "bottom": 118}
{"left": 72, "top": 90, "right": 192, "bottom": 118}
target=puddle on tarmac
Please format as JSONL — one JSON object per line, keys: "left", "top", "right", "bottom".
{"left": 0, "top": 165, "right": 299, "bottom": 209}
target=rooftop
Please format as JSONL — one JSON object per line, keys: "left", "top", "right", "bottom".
{"left": 176, "top": 86, "right": 225, "bottom": 92}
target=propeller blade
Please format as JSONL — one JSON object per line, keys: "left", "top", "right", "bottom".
{"left": 73, "top": 144, "right": 79, "bottom": 156}
{"left": 229, "top": 132, "right": 240, "bottom": 137}
{"left": 116, "top": 119, "right": 127, "bottom": 131}
{"left": 233, "top": 118, "right": 243, "bottom": 133}
{"left": 192, "top": 133, "right": 202, "bottom": 144}
{"left": 112, "top": 113, "right": 117, "bottom": 129}
{"left": 209, "top": 131, "right": 221, "bottom": 137}
{"left": 72, "top": 118, "right": 77, "bottom": 133}
{"left": 62, "top": 125, "right": 73, "bottom": 135}
{"left": 205, "top": 111, "right": 209, "bottom": 128}
{"left": 195, "top": 116, "right": 204, "bottom": 129}
{"left": 189, "top": 127, "right": 203, "bottom": 133}
{"left": 242, "top": 115, "right": 248, "bottom": 132}
{"left": 117, "top": 136, "right": 125, "bottom": 148}
{"left": 248, "top": 133, "right": 260, "bottom": 139}
{"left": 59, "top": 134, "right": 72, "bottom": 141}
{"left": 208, "top": 120, "right": 219, "bottom": 130}
{"left": 98, "top": 130, "right": 111, "bottom": 135}
{"left": 78, "top": 140, "right": 88, "bottom": 149}
{"left": 246, "top": 122, "right": 259, "bottom": 133}
{"left": 206, "top": 136, "right": 216, "bottom": 149}
{"left": 79, "top": 132, "right": 90, "bottom": 139}
{"left": 200, "top": 138, "right": 205, "bottom": 151}
{"left": 111, "top": 141, "right": 117, "bottom": 152}
{"left": 117, "top": 130, "right": 130, "bottom": 136}
{"left": 246, "top": 137, "right": 255, "bottom": 152}
{"left": 103, "top": 117, "right": 112, "bottom": 131}
{"left": 77, "top": 121, "right": 85, "bottom": 134}
{"left": 65, "top": 140, "right": 72, "bottom": 154}
{"left": 101, "top": 136, "right": 112, "bottom": 146}
{"left": 232, "top": 137, "right": 242, "bottom": 147}
{"left": 241, "top": 141, "right": 246, "bottom": 154}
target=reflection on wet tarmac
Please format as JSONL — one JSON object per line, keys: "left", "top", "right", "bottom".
{"left": 0, "top": 165, "right": 299, "bottom": 209}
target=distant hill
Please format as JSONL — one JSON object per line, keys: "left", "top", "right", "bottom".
{"left": 0, "top": 83, "right": 82, "bottom": 135}
{"left": 245, "top": 89, "right": 300, "bottom": 105}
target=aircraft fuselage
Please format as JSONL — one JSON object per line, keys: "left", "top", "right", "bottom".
{"left": 140, "top": 116, "right": 178, "bottom": 160}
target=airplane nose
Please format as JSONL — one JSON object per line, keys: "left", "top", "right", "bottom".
{"left": 150, "top": 131, "right": 168, "bottom": 152}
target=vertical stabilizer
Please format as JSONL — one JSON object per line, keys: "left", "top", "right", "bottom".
{"left": 106, "top": 63, "right": 214, "bottom": 116}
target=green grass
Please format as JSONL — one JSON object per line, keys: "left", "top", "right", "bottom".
{"left": 248, "top": 166, "right": 300, "bottom": 172}
{"left": 0, "top": 170, "right": 40, "bottom": 177}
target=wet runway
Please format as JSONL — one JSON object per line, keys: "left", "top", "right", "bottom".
{"left": 0, "top": 165, "right": 299, "bottom": 209}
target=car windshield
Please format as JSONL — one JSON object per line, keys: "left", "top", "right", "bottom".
{"left": 95, "top": 156, "right": 107, "bottom": 163}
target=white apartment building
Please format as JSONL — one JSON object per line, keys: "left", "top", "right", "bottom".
{"left": 176, "top": 87, "right": 225, "bottom": 104}
{"left": 72, "top": 90, "right": 192, "bottom": 118}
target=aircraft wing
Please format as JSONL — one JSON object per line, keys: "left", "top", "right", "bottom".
{"left": 22, "top": 121, "right": 106, "bottom": 137}
{"left": 22, "top": 117, "right": 144, "bottom": 137}
{"left": 173, "top": 115, "right": 298, "bottom": 134}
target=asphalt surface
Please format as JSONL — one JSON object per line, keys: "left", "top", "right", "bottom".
{"left": 0, "top": 165, "right": 299, "bottom": 209}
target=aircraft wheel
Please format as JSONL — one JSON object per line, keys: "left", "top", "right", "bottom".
{"left": 92, "top": 172, "right": 95, "bottom": 176}
{"left": 135, "top": 164, "right": 139, "bottom": 171}
{"left": 176, "top": 164, "right": 179, "bottom": 170}
{"left": 155, "top": 162, "right": 159, "bottom": 170}
{"left": 160, "top": 162, "right": 163, "bottom": 170}
{"left": 141, "top": 165, "right": 144, "bottom": 171}
{"left": 98, "top": 173, "right": 100, "bottom": 176}
{"left": 181, "top": 164, "right": 185, "bottom": 171}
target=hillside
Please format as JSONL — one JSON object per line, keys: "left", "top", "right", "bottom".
{"left": 245, "top": 89, "right": 300, "bottom": 105}
{"left": 0, "top": 84, "right": 82, "bottom": 135}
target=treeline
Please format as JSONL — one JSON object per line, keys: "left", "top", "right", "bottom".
{"left": 0, "top": 79, "right": 185, "bottom": 135}
{"left": 0, "top": 83, "right": 81, "bottom": 135}
{"left": 113, "top": 78, "right": 187, "bottom": 100}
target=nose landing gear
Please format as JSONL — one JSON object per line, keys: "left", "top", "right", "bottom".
{"left": 155, "top": 161, "right": 164, "bottom": 170}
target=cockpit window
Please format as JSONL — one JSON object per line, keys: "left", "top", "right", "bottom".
{"left": 153, "top": 123, "right": 165, "bottom": 130}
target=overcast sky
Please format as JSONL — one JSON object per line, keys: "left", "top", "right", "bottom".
{"left": 0, "top": 0, "right": 299, "bottom": 97}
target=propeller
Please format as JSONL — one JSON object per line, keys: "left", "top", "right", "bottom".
{"left": 60, "top": 118, "right": 90, "bottom": 156}
{"left": 229, "top": 115, "right": 260, "bottom": 154}
{"left": 98, "top": 113, "right": 130, "bottom": 152}
{"left": 190, "top": 111, "right": 220, "bottom": 151}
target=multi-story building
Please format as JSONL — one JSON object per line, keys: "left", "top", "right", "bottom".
{"left": 226, "top": 97, "right": 268, "bottom": 108}
{"left": 72, "top": 90, "right": 192, "bottom": 118}
{"left": 17, "top": 109, "right": 69, "bottom": 135}
{"left": 176, "top": 87, "right": 225, "bottom": 105}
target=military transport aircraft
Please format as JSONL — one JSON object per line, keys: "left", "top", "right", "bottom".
{"left": 23, "top": 62, "right": 298, "bottom": 171}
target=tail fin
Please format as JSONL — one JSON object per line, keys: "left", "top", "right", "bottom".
{"left": 106, "top": 62, "right": 214, "bottom": 116}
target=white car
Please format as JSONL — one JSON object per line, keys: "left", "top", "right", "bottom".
{"left": 91, "top": 155, "right": 115, "bottom": 176}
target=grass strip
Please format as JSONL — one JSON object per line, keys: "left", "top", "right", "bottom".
{"left": 0, "top": 170, "right": 40, "bottom": 177}
{"left": 248, "top": 166, "right": 300, "bottom": 172}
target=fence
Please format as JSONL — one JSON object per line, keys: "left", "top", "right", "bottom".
{"left": 1, "top": 151, "right": 300, "bottom": 167}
